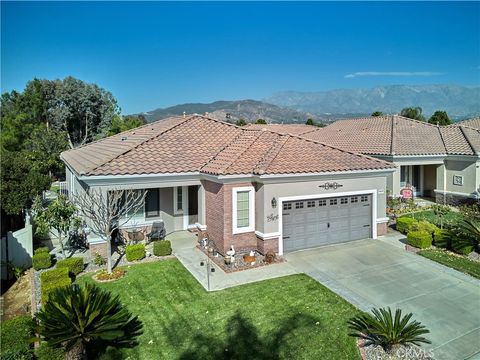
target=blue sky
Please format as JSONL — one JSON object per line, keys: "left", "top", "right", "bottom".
{"left": 2, "top": 1, "right": 479, "bottom": 114}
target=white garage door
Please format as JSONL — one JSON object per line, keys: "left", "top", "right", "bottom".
{"left": 282, "top": 194, "right": 372, "bottom": 252}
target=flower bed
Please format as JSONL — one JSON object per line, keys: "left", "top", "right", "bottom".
{"left": 197, "top": 246, "right": 284, "bottom": 273}
{"left": 94, "top": 268, "right": 126, "bottom": 282}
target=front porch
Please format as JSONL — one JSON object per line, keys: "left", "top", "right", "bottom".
{"left": 399, "top": 164, "right": 438, "bottom": 198}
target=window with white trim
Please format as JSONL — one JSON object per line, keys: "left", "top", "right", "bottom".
{"left": 174, "top": 187, "right": 183, "bottom": 214}
{"left": 232, "top": 186, "right": 255, "bottom": 234}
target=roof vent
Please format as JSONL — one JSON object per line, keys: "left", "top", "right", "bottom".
{"left": 121, "top": 136, "right": 128, "bottom": 141}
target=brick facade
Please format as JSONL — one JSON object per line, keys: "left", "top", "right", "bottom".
{"left": 89, "top": 242, "right": 108, "bottom": 258}
{"left": 202, "top": 180, "right": 257, "bottom": 255}
{"left": 376, "top": 222, "right": 388, "bottom": 236}
{"left": 256, "top": 236, "right": 279, "bottom": 254}
{"left": 435, "top": 192, "right": 478, "bottom": 206}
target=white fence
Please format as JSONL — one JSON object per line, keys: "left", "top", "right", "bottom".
{"left": 1, "top": 222, "right": 33, "bottom": 280}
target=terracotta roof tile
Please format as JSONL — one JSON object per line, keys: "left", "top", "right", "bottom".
{"left": 458, "top": 118, "right": 480, "bottom": 130}
{"left": 244, "top": 123, "right": 318, "bottom": 136}
{"left": 62, "top": 115, "right": 394, "bottom": 177}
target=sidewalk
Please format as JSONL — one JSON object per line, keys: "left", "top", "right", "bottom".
{"left": 169, "top": 231, "right": 297, "bottom": 291}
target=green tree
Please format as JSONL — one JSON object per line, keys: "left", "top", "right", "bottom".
{"left": 306, "top": 118, "right": 315, "bottom": 125}
{"left": 36, "top": 284, "right": 143, "bottom": 360}
{"left": 236, "top": 119, "right": 247, "bottom": 126}
{"left": 0, "top": 149, "right": 51, "bottom": 216}
{"left": 255, "top": 118, "right": 267, "bottom": 124}
{"left": 33, "top": 195, "right": 81, "bottom": 257}
{"left": 428, "top": 110, "right": 451, "bottom": 126}
{"left": 400, "top": 107, "right": 425, "bottom": 121}
{"left": 371, "top": 111, "right": 384, "bottom": 117}
{"left": 106, "top": 115, "right": 147, "bottom": 136}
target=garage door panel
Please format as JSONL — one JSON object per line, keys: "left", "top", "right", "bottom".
{"left": 282, "top": 194, "right": 372, "bottom": 252}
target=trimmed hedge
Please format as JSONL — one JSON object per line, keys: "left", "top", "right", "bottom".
{"left": 411, "top": 220, "right": 439, "bottom": 235}
{"left": 153, "top": 240, "right": 172, "bottom": 256}
{"left": 34, "top": 247, "right": 50, "bottom": 255}
{"left": 35, "top": 343, "right": 64, "bottom": 360}
{"left": 125, "top": 243, "right": 145, "bottom": 262}
{"left": 56, "top": 257, "right": 84, "bottom": 275}
{"left": 433, "top": 229, "right": 452, "bottom": 249}
{"left": 41, "top": 268, "right": 71, "bottom": 304}
{"left": 32, "top": 252, "right": 52, "bottom": 270}
{"left": 0, "top": 315, "right": 35, "bottom": 360}
{"left": 407, "top": 230, "right": 433, "bottom": 249}
{"left": 396, "top": 217, "right": 417, "bottom": 234}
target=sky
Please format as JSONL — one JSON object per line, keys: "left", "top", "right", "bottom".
{"left": 1, "top": 1, "right": 479, "bottom": 114}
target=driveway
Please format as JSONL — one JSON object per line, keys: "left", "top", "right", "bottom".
{"left": 286, "top": 237, "right": 480, "bottom": 360}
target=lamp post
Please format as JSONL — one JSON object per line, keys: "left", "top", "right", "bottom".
{"left": 200, "top": 256, "right": 215, "bottom": 291}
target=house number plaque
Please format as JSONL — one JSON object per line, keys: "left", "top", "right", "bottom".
{"left": 318, "top": 182, "right": 343, "bottom": 190}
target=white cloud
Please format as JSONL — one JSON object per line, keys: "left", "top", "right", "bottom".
{"left": 344, "top": 71, "right": 444, "bottom": 78}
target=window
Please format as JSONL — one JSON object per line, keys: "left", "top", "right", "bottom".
{"left": 145, "top": 188, "right": 160, "bottom": 218}
{"left": 318, "top": 199, "right": 327, "bottom": 206}
{"left": 283, "top": 203, "right": 292, "bottom": 210}
{"left": 232, "top": 186, "right": 255, "bottom": 234}
{"left": 295, "top": 202, "right": 304, "bottom": 209}
{"left": 361, "top": 195, "right": 368, "bottom": 202}
{"left": 174, "top": 187, "right": 184, "bottom": 214}
{"left": 340, "top": 197, "right": 348, "bottom": 204}
{"left": 351, "top": 196, "right": 358, "bottom": 203}
{"left": 307, "top": 200, "right": 315, "bottom": 208}
{"left": 110, "top": 190, "right": 145, "bottom": 219}
{"left": 330, "top": 199, "right": 337, "bottom": 205}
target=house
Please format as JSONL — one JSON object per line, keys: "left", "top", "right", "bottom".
{"left": 61, "top": 115, "right": 395, "bottom": 256}
{"left": 254, "top": 116, "right": 480, "bottom": 205}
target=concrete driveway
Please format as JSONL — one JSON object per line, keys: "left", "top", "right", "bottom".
{"left": 285, "top": 237, "right": 480, "bottom": 360}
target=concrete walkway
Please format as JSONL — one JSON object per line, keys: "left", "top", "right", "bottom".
{"left": 170, "top": 231, "right": 297, "bottom": 291}
{"left": 285, "top": 234, "right": 480, "bottom": 360}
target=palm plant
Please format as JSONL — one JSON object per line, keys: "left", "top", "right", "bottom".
{"left": 459, "top": 219, "right": 480, "bottom": 242}
{"left": 348, "top": 307, "right": 430, "bottom": 352}
{"left": 36, "top": 283, "right": 143, "bottom": 360}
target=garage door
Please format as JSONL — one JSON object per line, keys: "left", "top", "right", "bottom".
{"left": 282, "top": 194, "right": 372, "bottom": 252}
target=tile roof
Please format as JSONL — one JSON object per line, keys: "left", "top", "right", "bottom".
{"left": 61, "top": 115, "right": 394, "bottom": 177}
{"left": 244, "top": 123, "right": 318, "bottom": 136}
{"left": 301, "top": 115, "right": 479, "bottom": 156}
{"left": 458, "top": 118, "right": 480, "bottom": 130}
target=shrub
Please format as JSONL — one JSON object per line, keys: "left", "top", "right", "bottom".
{"left": 125, "top": 243, "right": 145, "bottom": 262}
{"left": 153, "top": 240, "right": 172, "bottom": 256}
{"left": 35, "top": 343, "right": 64, "bottom": 360}
{"left": 34, "top": 246, "right": 50, "bottom": 255}
{"left": 348, "top": 307, "right": 430, "bottom": 352}
{"left": 56, "top": 257, "right": 84, "bottom": 275}
{"left": 451, "top": 234, "right": 477, "bottom": 255}
{"left": 411, "top": 220, "right": 439, "bottom": 235}
{"left": 433, "top": 229, "right": 452, "bottom": 249}
{"left": 32, "top": 252, "right": 52, "bottom": 270}
{"left": 396, "top": 217, "right": 417, "bottom": 234}
{"left": 93, "top": 252, "right": 106, "bottom": 266}
{"left": 41, "top": 268, "right": 71, "bottom": 304}
{"left": 407, "top": 230, "right": 433, "bottom": 249}
{"left": 0, "top": 315, "right": 35, "bottom": 359}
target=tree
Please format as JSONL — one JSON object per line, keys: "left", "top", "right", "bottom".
{"left": 36, "top": 283, "right": 143, "bottom": 360}
{"left": 371, "top": 111, "right": 384, "bottom": 117}
{"left": 106, "top": 115, "right": 147, "bottom": 136}
{"left": 73, "top": 189, "right": 146, "bottom": 273}
{"left": 33, "top": 195, "right": 81, "bottom": 257}
{"left": 400, "top": 107, "right": 425, "bottom": 121}
{"left": 255, "top": 118, "right": 267, "bottom": 124}
{"left": 306, "top": 118, "right": 315, "bottom": 126}
{"left": 0, "top": 149, "right": 51, "bottom": 216}
{"left": 236, "top": 119, "right": 247, "bottom": 126}
{"left": 428, "top": 110, "right": 451, "bottom": 126}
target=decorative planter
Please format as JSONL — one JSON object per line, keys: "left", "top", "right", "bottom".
{"left": 243, "top": 255, "right": 256, "bottom": 263}
{"left": 224, "top": 256, "right": 232, "bottom": 265}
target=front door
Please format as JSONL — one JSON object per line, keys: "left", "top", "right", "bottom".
{"left": 188, "top": 185, "right": 199, "bottom": 226}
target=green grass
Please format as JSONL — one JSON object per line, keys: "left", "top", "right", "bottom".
{"left": 77, "top": 259, "right": 361, "bottom": 360}
{"left": 402, "top": 209, "right": 464, "bottom": 227}
{"left": 418, "top": 249, "right": 480, "bottom": 279}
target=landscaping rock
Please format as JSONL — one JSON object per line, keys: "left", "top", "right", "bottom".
{"left": 363, "top": 344, "right": 433, "bottom": 360}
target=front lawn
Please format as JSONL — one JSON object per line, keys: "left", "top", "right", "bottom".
{"left": 401, "top": 209, "right": 463, "bottom": 227}
{"left": 418, "top": 249, "right": 480, "bottom": 279}
{"left": 77, "top": 259, "right": 361, "bottom": 359}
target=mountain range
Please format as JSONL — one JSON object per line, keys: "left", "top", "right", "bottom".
{"left": 138, "top": 85, "right": 480, "bottom": 123}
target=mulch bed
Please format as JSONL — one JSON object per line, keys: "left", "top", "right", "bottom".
{"left": 197, "top": 245, "right": 284, "bottom": 273}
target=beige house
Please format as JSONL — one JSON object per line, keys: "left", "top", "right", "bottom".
{"left": 61, "top": 115, "right": 395, "bottom": 256}
{"left": 252, "top": 116, "right": 480, "bottom": 204}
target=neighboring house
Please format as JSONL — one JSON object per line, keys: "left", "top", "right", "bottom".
{"left": 290, "top": 116, "right": 480, "bottom": 205}
{"left": 457, "top": 117, "right": 480, "bottom": 130}
{"left": 61, "top": 115, "right": 395, "bottom": 256}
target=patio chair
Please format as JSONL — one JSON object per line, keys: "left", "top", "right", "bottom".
{"left": 147, "top": 221, "right": 166, "bottom": 242}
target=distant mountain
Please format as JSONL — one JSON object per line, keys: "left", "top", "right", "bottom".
{"left": 265, "top": 85, "right": 480, "bottom": 120}
{"left": 139, "top": 100, "right": 322, "bottom": 124}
